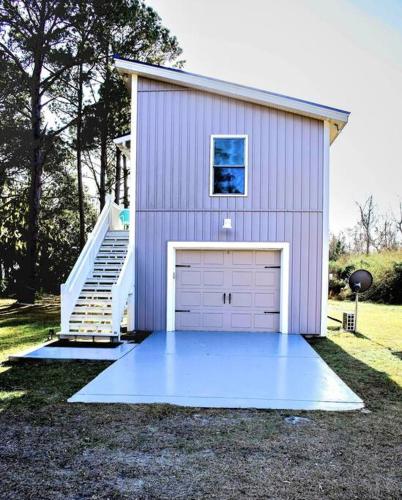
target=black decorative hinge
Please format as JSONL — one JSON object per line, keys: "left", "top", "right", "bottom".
{"left": 175, "top": 309, "right": 191, "bottom": 313}
{"left": 176, "top": 264, "right": 191, "bottom": 268}
{"left": 264, "top": 311, "right": 280, "bottom": 314}
{"left": 264, "top": 266, "right": 280, "bottom": 269}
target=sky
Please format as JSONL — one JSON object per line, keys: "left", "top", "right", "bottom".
{"left": 147, "top": 0, "right": 402, "bottom": 233}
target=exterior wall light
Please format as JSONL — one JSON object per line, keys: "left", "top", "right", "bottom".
{"left": 222, "top": 218, "right": 232, "bottom": 229}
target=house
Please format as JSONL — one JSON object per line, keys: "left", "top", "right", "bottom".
{"left": 60, "top": 57, "right": 349, "bottom": 341}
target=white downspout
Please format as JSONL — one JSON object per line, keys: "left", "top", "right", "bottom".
{"left": 127, "top": 73, "right": 138, "bottom": 332}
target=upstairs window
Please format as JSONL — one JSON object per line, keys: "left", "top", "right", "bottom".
{"left": 210, "top": 135, "right": 248, "bottom": 196}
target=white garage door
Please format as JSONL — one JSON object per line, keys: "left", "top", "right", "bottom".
{"left": 175, "top": 250, "right": 281, "bottom": 332}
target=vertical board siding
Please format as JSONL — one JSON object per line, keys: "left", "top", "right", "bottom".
{"left": 136, "top": 77, "right": 324, "bottom": 334}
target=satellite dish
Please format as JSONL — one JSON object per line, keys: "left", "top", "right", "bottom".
{"left": 347, "top": 269, "right": 373, "bottom": 333}
{"left": 348, "top": 269, "right": 373, "bottom": 293}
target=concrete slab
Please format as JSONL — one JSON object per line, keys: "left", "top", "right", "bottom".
{"left": 9, "top": 342, "right": 136, "bottom": 362}
{"left": 69, "top": 331, "right": 364, "bottom": 411}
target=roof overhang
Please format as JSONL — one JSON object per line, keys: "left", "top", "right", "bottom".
{"left": 113, "top": 134, "right": 131, "bottom": 158}
{"left": 114, "top": 56, "right": 350, "bottom": 144}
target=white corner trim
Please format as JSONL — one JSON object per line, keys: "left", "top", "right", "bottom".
{"left": 209, "top": 135, "right": 248, "bottom": 197}
{"left": 129, "top": 74, "right": 138, "bottom": 248}
{"left": 166, "top": 241, "right": 290, "bottom": 333}
{"left": 127, "top": 74, "right": 138, "bottom": 331}
{"left": 320, "top": 121, "right": 330, "bottom": 337}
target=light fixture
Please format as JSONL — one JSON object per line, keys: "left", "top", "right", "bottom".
{"left": 222, "top": 218, "right": 232, "bottom": 229}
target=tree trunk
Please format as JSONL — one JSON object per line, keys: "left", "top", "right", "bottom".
{"left": 99, "top": 124, "right": 107, "bottom": 211}
{"left": 0, "top": 165, "right": 6, "bottom": 200}
{"left": 99, "top": 53, "right": 109, "bottom": 212}
{"left": 18, "top": 69, "right": 43, "bottom": 303}
{"left": 114, "top": 147, "right": 121, "bottom": 204}
{"left": 76, "top": 63, "right": 86, "bottom": 250}
{"left": 123, "top": 154, "right": 129, "bottom": 208}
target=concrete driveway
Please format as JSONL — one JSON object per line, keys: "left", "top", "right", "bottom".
{"left": 69, "top": 331, "right": 363, "bottom": 411}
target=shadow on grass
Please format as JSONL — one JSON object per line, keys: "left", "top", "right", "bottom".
{"left": 0, "top": 303, "right": 59, "bottom": 323}
{"left": 1, "top": 337, "right": 400, "bottom": 416}
{"left": 309, "top": 337, "right": 402, "bottom": 410}
{"left": 0, "top": 322, "right": 59, "bottom": 354}
{"left": 0, "top": 360, "right": 110, "bottom": 412}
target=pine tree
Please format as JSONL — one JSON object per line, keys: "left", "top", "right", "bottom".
{"left": 0, "top": 0, "right": 81, "bottom": 303}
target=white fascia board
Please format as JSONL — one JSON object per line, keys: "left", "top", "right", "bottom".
{"left": 113, "top": 134, "right": 131, "bottom": 144}
{"left": 114, "top": 57, "right": 349, "bottom": 141}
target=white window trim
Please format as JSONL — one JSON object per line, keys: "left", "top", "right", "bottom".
{"left": 166, "top": 241, "right": 290, "bottom": 333}
{"left": 209, "top": 134, "right": 248, "bottom": 197}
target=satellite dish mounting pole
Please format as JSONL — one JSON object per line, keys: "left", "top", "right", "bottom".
{"left": 354, "top": 292, "right": 359, "bottom": 333}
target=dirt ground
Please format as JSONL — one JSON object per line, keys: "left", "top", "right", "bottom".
{"left": 0, "top": 362, "right": 401, "bottom": 499}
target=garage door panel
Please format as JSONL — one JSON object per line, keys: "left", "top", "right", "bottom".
{"left": 254, "top": 292, "right": 279, "bottom": 309}
{"left": 231, "top": 313, "right": 252, "bottom": 329}
{"left": 232, "top": 271, "right": 253, "bottom": 287}
{"left": 176, "top": 291, "right": 202, "bottom": 307}
{"left": 176, "top": 250, "right": 202, "bottom": 265}
{"left": 204, "top": 270, "right": 224, "bottom": 286}
{"left": 255, "top": 251, "right": 281, "bottom": 266}
{"left": 231, "top": 251, "right": 254, "bottom": 265}
{"left": 203, "top": 292, "right": 225, "bottom": 307}
{"left": 231, "top": 292, "right": 253, "bottom": 307}
{"left": 178, "top": 270, "right": 202, "bottom": 286}
{"left": 254, "top": 313, "right": 279, "bottom": 331}
{"left": 176, "top": 312, "right": 201, "bottom": 329}
{"left": 255, "top": 270, "right": 280, "bottom": 287}
{"left": 202, "top": 313, "right": 224, "bottom": 329}
{"left": 203, "top": 251, "right": 225, "bottom": 265}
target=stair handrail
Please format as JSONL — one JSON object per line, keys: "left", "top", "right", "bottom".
{"left": 60, "top": 194, "right": 119, "bottom": 333}
{"left": 111, "top": 242, "right": 134, "bottom": 337}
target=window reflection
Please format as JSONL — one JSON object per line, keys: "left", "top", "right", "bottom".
{"left": 214, "top": 167, "right": 245, "bottom": 194}
{"left": 214, "top": 138, "right": 245, "bottom": 166}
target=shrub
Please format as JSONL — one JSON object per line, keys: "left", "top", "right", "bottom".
{"left": 329, "top": 250, "right": 402, "bottom": 304}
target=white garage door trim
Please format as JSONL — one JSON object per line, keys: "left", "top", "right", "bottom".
{"left": 166, "top": 241, "right": 290, "bottom": 333}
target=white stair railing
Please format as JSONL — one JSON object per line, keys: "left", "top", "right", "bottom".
{"left": 111, "top": 243, "right": 134, "bottom": 337}
{"left": 60, "top": 194, "right": 122, "bottom": 334}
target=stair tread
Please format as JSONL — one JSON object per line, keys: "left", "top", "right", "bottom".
{"left": 70, "top": 315, "right": 112, "bottom": 321}
{"left": 70, "top": 326, "right": 113, "bottom": 333}
{"left": 82, "top": 286, "right": 113, "bottom": 290}
{"left": 73, "top": 299, "right": 112, "bottom": 308}
{"left": 61, "top": 332, "right": 117, "bottom": 338}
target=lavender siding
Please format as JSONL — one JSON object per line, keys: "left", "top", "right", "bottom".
{"left": 135, "top": 77, "right": 324, "bottom": 334}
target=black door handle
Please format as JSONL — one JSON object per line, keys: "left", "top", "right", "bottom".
{"left": 223, "top": 293, "right": 226, "bottom": 304}
{"left": 228, "top": 293, "right": 232, "bottom": 304}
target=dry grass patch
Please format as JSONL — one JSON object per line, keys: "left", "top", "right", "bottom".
{"left": 0, "top": 297, "right": 401, "bottom": 499}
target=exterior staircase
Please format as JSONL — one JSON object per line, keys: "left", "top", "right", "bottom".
{"left": 60, "top": 195, "right": 134, "bottom": 342}
{"left": 68, "top": 231, "right": 129, "bottom": 339}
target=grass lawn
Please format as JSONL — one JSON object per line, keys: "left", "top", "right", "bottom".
{"left": 0, "top": 297, "right": 401, "bottom": 499}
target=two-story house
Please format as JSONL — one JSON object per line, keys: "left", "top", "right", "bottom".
{"left": 59, "top": 57, "right": 349, "bottom": 341}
